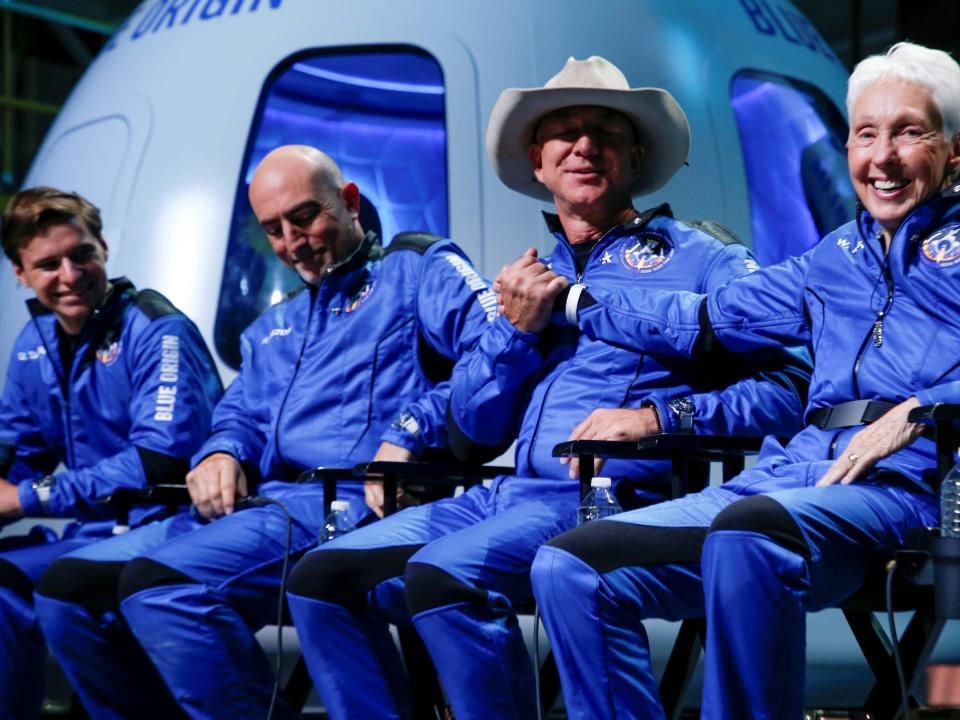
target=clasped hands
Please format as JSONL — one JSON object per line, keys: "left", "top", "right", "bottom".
{"left": 496, "top": 248, "right": 661, "bottom": 479}
{"left": 494, "top": 247, "right": 570, "bottom": 333}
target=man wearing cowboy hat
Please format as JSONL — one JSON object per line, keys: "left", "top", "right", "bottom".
{"left": 284, "top": 56, "right": 809, "bottom": 720}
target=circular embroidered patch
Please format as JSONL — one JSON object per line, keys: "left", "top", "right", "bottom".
{"left": 96, "top": 340, "right": 121, "bottom": 365}
{"left": 619, "top": 231, "right": 674, "bottom": 273}
{"left": 920, "top": 225, "right": 960, "bottom": 268}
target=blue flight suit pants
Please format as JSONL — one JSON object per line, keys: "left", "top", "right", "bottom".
{"left": 33, "top": 481, "right": 365, "bottom": 720}
{"left": 0, "top": 523, "right": 112, "bottom": 720}
{"left": 530, "top": 459, "right": 938, "bottom": 720}
{"left": 286, "top": 476, "right": 584, "bottom": 720}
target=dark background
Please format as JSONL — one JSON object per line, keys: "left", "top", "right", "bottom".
{"left": 0, "top": 0, "right": 958, "bottom": 206}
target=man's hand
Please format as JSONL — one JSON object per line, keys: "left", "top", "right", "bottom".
{"left": 186, "top": 453, "right": 248, "bottom": 519}
{"left": 493, "top": 247, "right": 569, "bottom": 333}
{"left": 817, "top": 397, "right": 923, "bottom": 487}
{"left": 0, "top": 478, "right": 23, "bottom": 518}
{"left": 561, "top": 408, "right": 661, "bottom": 479}
{"left": 365, "top": 441, "right": 413, "bottom": 518}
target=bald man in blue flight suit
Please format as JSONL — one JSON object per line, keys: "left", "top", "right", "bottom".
{"left": 283, "top": 56, "right": 811, "bottom": 720}
{"left": 0, "top": 186, "right": 222, "bottom": 719}
{"left": 531, "top": 41, "right": 960, "bottom": 720}
{"left": 32, "top": 146, "right": 496, "bottom": 719}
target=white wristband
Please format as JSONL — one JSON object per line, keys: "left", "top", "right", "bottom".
{"left": 565, "top": 283, "right": 587, "bottom": 325}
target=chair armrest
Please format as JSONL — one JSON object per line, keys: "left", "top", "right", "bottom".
{"left": 358, "top": 462, "right": 513, "bottom": 515}
{"left": 295, "top": 467, "right": 366, "bottom": 516}
{"left": 908, "top": 403, "right": 960, "bottom": 481}
{"left": 908, "top": 403, "right": 960, "bottom": 423}
{"left": 552, "top": 435, "right": 766, "bottom": 499}
{"left": 552, "top": 435, "right": 765, "bottom": 459}
{"left": 297, "top": 463, "right": 514, "bottom": 516}
{"left": 358, "top": 461, "right": 512, "bottom": 483}
{"left": 106, "top": 484, "right": 191, "bottom": 505}
{"left": 102, "top": 483, "right": 191, "bottom": 530}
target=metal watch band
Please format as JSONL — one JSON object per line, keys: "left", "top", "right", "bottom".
{"left": 668, "top": 397, "right": 695, "bottom": 433}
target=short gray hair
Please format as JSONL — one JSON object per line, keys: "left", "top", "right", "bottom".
{"left": 847, "top": 42, "right": 960, "bottom": 140}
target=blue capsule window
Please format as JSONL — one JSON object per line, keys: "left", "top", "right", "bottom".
{"left": 215, "top": 47, "right": 448, "bottom": 369}
{"left": 731, "top": 71, "right": 855, "bottom": 266}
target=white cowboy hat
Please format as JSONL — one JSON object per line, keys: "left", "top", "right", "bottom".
{"left": 486, "top": 55, "right": 691, "bottom": 202}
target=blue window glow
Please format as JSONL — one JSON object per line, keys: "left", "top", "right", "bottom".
{"left": 731, "top": 72, "right": 855, "bottom": 266}
{"left": 215, "top": 47, "right": 448, "bottom": 369}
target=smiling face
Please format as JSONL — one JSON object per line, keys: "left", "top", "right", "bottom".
{"left": 14, "top": 218, "right": 110, "bottom": 335}
{"left": 848, "top": 80, "right": 960, "bottom": 244}
{"left": 248, "top": 149, "right": 363, "bottom": 285}
{"left": 529, "top": 105, "right": 642, "bottom": 225}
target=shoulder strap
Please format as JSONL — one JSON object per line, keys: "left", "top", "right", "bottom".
{"left": 384, "top": 231, "right": 444, "bottom": 256}
{"left": 684, "top": 220, "right": 742, "bottom": 246}
{"left": 133, "top": 289, "right": 181, "bottom": 320}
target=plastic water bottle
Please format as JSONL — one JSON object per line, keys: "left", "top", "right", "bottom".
{"left": 934, "top": 463, "right": 960, "bottom": 619}
{"left": 942, "top": 463, "right": 960, "bottom": 538}
{"left": 320, "top": 500, "right": 355, "bottom": 543}
{"left": 577, "top": 477, "right": 622, "bottom": 526}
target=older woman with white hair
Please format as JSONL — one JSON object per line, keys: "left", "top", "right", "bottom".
{"left": 531, "top": 41, "right": 960, "bottom": 719}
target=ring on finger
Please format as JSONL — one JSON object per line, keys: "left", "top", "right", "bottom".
{"left": 847, "top": 453, "right": 859, "bottom": 464}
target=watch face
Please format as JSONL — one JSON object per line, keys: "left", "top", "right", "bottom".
{"left": 669, "top": 398, "right": 694, "bottom": 414}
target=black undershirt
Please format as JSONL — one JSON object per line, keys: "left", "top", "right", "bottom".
{"left": 55, "top": 324, "right": 80, "bottom": 377}
{"left": 571, "top": 239, "right": 600, "bottom": 276}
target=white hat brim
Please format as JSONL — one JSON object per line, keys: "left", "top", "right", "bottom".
{"left": 486, "top": 86, "right": 691, "bottom": 202}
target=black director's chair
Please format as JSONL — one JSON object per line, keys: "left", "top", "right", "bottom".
{"left": 286, "top": 460, "right": 512, "bottom": 717}
{"left": 552, "top": 434, "right": 763, "bottom": 719}
{"left": 111, "top": 460, "right": 511, "bottom": 717}
{"left": 552, "top": 404, "right": 960, "bottom": 720}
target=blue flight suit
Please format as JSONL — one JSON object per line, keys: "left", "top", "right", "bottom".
{"left": 0, "top": 278, "right": 222, "bottom": 719}
{"left": 530, "top": 189, "right": 960, "bottom": 719}
{"left": 33, "top": 232, "right": 495, "bottom": 719}
{"left": 285, "top": 207, "right": 810, "bottom": 720}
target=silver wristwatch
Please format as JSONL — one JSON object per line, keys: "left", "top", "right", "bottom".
{"left": 31, "top": 474, "right": 56, "bottom": 513}
{"left": 392, "top": 411, "right": 421, "bottom": 438}
{"left": 668, "top": 397, "right": 696, "bottom": 433}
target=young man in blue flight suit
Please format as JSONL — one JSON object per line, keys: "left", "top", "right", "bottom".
{"left": 0, "top": 187, "right": 222, "bottom": 719}
{"left": 283, "top": 56, "right": 810, "bottom": 720}
{"left": 33, "top": 145, "right": 496, "bottom": 719}
{"left": 531, "top": 42, "right": 960, "bottom": 719}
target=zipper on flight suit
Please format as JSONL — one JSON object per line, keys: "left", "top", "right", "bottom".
{"left": 851, "top": 232, "right": 895, "bottom": 398}
{"left": 271, "top": 283, "right": 320, "bottom": 470}
{"left": 525, "top": 228, "right": 622, "bottom": 472}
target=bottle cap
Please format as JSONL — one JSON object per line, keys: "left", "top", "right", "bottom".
{"left": 330, "top": 500, "right": 351, "bottom": 512}
{"left": 590, "top": 477, "right": 612, "bottom": 488}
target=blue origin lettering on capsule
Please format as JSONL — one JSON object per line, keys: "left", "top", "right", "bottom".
{"left": 126, "top": 0, "right": 284, "bottom": 45}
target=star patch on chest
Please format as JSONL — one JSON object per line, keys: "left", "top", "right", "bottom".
{"left": 619, "top": 231, "right": 674, "bottom": 273}
{"left": 919, "top": 224, "right": 960, "bottom": 268}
